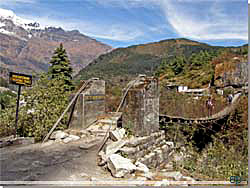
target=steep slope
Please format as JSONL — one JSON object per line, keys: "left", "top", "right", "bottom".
{"left": 0, "top": 8, "right": 112, "bottom": 79}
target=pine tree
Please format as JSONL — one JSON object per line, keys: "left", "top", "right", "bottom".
{"left": 48, "top": 43, "right": 74, "bottom": 91}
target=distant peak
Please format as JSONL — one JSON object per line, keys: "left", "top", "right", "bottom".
{"left": 0, "top": 8, "right": 42, "bottom": 30}
{"left": 0, "top": 8, "right": 15, "bottom": 19}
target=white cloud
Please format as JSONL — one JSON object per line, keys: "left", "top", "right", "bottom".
{"left": 83, "top": 26, "right": 144, "bottom": 41}
{"left": 2, "top": 0, "right": 247, "bottom": 42}
{"left": 0, "top": 0, "right": 36, "bottom": 5}
{"left": 159, "top": 0, "right": 247, "bottom": 41}
{"left": 18, "top": 14, "right": 145, "bottom": 41}
{"left": 84, "top": 0, "right": 248, "bottom": 41}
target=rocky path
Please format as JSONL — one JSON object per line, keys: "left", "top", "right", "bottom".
{"left": 0, "top": 138, "right": 116, "bottom": 181}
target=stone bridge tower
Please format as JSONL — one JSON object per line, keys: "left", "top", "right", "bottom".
{"left": 122, "top": 75, "right": 159, "bottom": 136}
{"left": 70, "top": 78, "right": 105, "bottom": 130}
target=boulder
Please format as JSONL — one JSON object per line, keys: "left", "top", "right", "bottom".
{"left": 105, "top": 140, "right": 127, "bottom": 156}
{"left": 126, "top": 136, "right": 149, "bottom": 147}
{"left": 98, "top": 151, "right": 108, "bottom": 166}
{"left": 181, "top": 176, "right": 196, "bottom": 182}
{"left": 63, "top": 135, "right": 80, "bottom": 143}
{"left": 50, "top": 130, "right": 68, "bottom": 140}
{"left": 109, "top": 128, "right": 126, "bottom": 141}
{"left": 107, "top": 154, "right": 137, "bottom": 178}
{"left": 119, "top": 146, "right": 137, "bottom": 155}
{"left": 165, "top": 141, "right": 174, "bottom": 148}
{"left": 135, "top": 161, "right": 149, "bottom": 173}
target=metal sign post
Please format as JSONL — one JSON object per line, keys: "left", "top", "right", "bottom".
{"left": 14, "top": 85, "right": 21, "bottom": 137}
{"left": 9, "top": 72, "right": 32, "bottom": 138}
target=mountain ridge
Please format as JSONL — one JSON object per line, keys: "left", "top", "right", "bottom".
{"left": 0, "top": 8, "right": 112, "bottom": 79}
{"left": 75, "top": 38, "right": 247, "bottom": 88}
{"left": 75, "top": 38, "right": 220, "bottom": 80}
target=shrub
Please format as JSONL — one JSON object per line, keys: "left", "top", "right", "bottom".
{"left": 0, "top": 74, "right": 70, "bottom": 141}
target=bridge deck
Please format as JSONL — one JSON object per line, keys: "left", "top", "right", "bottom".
{"left": 160, "top": 93, "right": 241, "bottom": 123}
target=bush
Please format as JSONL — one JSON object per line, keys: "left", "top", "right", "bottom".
{"left": 0, "top": 90, "right": 16, "bottom": 110}
{"left": 171, "top": 96, "right": 248, "bottom": 180}
{"left": 0, "top": 74, "right": 70, "bottom": 141}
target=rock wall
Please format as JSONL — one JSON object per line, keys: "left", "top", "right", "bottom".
{"left": 119, "top": 130, "right": 174, "bottom": 168}
{"left": 215, "top": 61, "right": 248, "bottom": 87}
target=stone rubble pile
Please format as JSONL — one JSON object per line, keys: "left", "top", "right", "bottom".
{"left": 48, "top": 128, "right": 100, "bottom": 145}
{"left": 49, "top": 130, "right": 80, "bottom": 143}
{"left": 97, "top": 128, "right": 196, "bottom": 186}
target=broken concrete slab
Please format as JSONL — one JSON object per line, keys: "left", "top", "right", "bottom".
{"left": 126, "top": 136, "right": 149, "bottom": 147}
{"left": 107, "top": 154, "right": 137, "bottom": 178}
{"left": 50, "top": 130, "right": 69, "bottom": 140}
{"left": 109, "top": 128, "right": 126, "bottom": 141}
{"left": 62, "top": 135, "right": 80, "bottom": 143}
{"left": 79, "top": 140, "right": 98, "bottom": 150}
{"left": 119, "top": 146, "right": 137, "bottom": 155}
{"left": 105, "top": 140, "right": 127, "bottom": 156}
{"left": 135, "top": 161, "right": 149, "bottom": 173}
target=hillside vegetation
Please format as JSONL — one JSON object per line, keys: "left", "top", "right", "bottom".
{"left": 75, "top": 38, "right": 222, "bottom": 82}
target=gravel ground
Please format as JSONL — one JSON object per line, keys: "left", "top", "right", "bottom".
{"left": 0, "top": 138, "right": 116, "bottom": 181}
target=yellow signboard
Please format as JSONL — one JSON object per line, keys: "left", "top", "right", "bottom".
{"left": 85, "top": 95, "right": 105, "bottom": 101}
{"left": 9, "top": 72, "right": 32, "bottom": 87}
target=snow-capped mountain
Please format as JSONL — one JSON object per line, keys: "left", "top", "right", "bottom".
{"left": 0, "top": 8, "right": 41, "bottom": 30}
{"left": 0, "top": 8, "right": 42, "bottom": 38}
{"left": 0, "top": 8, "right": 112, "bottom": 80}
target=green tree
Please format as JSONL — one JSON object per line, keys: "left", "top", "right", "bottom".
{"left": 170, "top": 55, "right": 186, "bottom": 75}
{"left": 48, "top": 43, "right": 74, "bottom": 91}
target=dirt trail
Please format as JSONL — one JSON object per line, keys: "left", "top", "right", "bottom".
{"left": 0, "top": 138, "right": 116, "bottom": 181}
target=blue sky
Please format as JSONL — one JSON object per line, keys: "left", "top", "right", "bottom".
{"left": 0, "top": 0, "right": 248, "bottom": 48}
